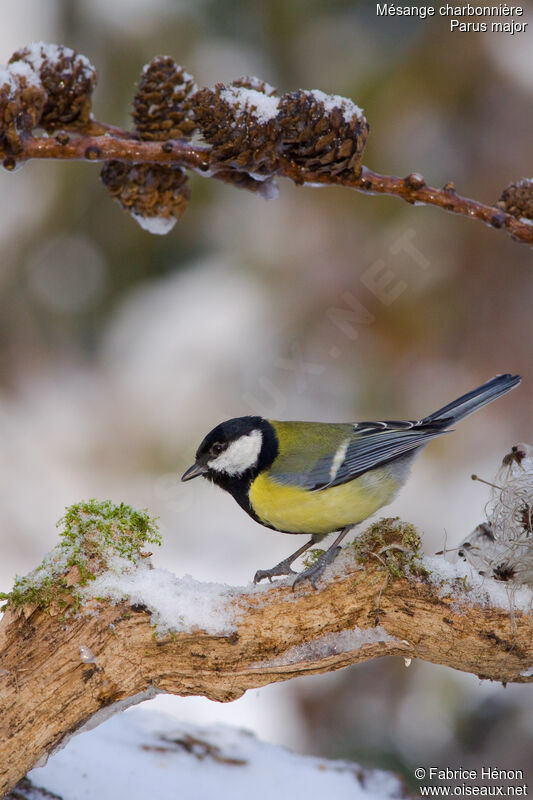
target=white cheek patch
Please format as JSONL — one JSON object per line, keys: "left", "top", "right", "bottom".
{"left": 208, "top": 429, "right": 263, "bottom": 476}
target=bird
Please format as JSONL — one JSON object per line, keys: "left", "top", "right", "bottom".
{"left": 181, "top": 374, "right": 521, "bottom": 587}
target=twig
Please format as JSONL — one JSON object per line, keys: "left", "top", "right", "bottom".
{"left": 12, "top": 131, "right": 533, "bottom": 245}
{"left": 15, "top": 132, "right": 211, "bottom": 171}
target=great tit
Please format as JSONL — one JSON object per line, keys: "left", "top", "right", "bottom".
{"left": 182, "top": 373, "right": 521, "bottom": 587}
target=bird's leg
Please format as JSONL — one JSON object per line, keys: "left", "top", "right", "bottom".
{"left": 292, "top": 526, "right": 353, "bottom": 590}
{"left": 253, "top": 536, "right": 322, "bottom": 584}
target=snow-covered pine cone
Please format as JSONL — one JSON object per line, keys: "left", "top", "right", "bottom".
{"left": 0, "top": 62, "right": 46, "bottom": 153}
{"left": 277, "top": 89, "right": 369, "bottom": 177}
{"left": 9, "top": 43, "right": 97, "bottom": 130}
{"left": 100, "top": 161, "right": 190, "bottom": 232}
{"left": 191, "top": 82, "right": 280, "bottom": 175}
{"left": 132, "top": 56, "right": 197, "bottom": 141}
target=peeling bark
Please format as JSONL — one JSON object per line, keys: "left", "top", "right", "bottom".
{"left": 1, "top": 559, "right": 532, "bottom": 796}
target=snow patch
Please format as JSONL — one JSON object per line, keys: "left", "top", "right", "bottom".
{"left": 6, "top": 60, "right": 41, "bottom": 87}
{"left": 520, "top": 666, "right": 533, "bottom": 677}
{"left": 28, "top": 709, "right": 407, "bottom": 800}
{"left": 34, "top": 687, "right": 163, "bottom": 768}
{"left": 237, "top": 76, "right": 277, "bottom": 95}
{"left": 310, "top": 89, "right": 365, "bottom": 123}
{"left": 81, "top": 557, "right": 239, "bottom": 635}
{"left": 131, "top": 212, "right": 177, "bottom": 235}
{"left": 220, "top": 86, "right": 280, "bottom": 124}
{"left": 423, "top": 555, "right": 533, "bottom": 613}
{"left": 256, "top": 626, "right": 398, "bottom": 668}
{"left": 1, "top": 61, "right": 41, "bottom": 92}
{"left": 0, "top": 65, "right": 18, "bottom": 92}
{"left": 18, "top": 42, "right": 94, "bottom": 78}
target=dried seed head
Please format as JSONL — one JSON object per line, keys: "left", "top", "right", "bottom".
{"left": 459, "top": 443, "right": 533, "bottom": 587}
{"left": 492, "top": 562, "right": 516, "bottom": 582}
{"left": 519, "top": 503, "right": 533, "bottom": 534}
{"left": 9, "top": 43, "right": 97, "bottom": 130}
{"left": 502, "top": 443, "right": 528, "bottom": 468}
{"left": 277, "top": 89, "right": 369, "bottom": 178}
{"left": 0, "top": 62, "right": 46, "bottom": 154}
{"left": 191, "top": 83, "right": 280, "bottom": 174}
{"left": 132, "top": 56, "right": 197, "bottom": 141}
{"left": 496, "top": 178, "right": 533, "bottom": 221}
{"left": 100, "top": 160, "right": 190, "bottom": 233}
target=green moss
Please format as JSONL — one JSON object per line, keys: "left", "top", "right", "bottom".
{"left": 350, "top": 517, "right": 428, "bottom": 579}
{"left": 298, "top": 518, "right": 428, "bottom": 578}
{"left": 0, "top": 499, "right": 160, "bottom": 613}
{"left": 302, "top": 548, "right": 325, "bottom": 568}
{"left": 0, "top": 574, "right": 58, "bottom": 611}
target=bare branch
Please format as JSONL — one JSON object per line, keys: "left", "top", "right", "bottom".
{"left": 15, "top": 132, "right": 211, "bottom": 171}
{"left": 1, "top": 44, "right": 532, "bottom": 245}
{"left": 11, "top": 133, "right": 533, "bottom": 246}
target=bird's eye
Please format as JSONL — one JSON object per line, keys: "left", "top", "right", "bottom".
{"left": 211, "top": 443, "right": 224, "bottom": 456}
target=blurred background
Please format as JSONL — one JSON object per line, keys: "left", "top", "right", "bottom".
{"left": 1, "top": 0, "right": 532, "bottom": 789}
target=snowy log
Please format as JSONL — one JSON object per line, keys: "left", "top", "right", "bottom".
{"left": 1, "top": 506, "right": 532, "bottom": 797}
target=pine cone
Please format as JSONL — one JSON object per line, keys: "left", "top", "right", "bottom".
{"left": 9, "top": 43, "right": 97, "bottom": 130}
{"left": 497, "top": 179, "right": 533, "bottom": 220}
{"left": 0, "top": 62, "right": 46, "bottom": 154}
{"left": 132, "top": 56, "right": 197, "bottom": 141}
{"left": 231, "top": 76, "right": 277, "bottom": 96}
{"left": 191, "top": 83, "right": 280, "bottom": 174}
{"left": 277, "top": 89, "right": 369, "bottom": 177}
{"left": 100, "top": 161, "right": 190, "bottom": 231}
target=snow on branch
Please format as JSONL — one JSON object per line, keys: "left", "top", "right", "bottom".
{"left": 1, "top": 446, "right": 533, "bottom": 796}
{"left": 0, "top": 43, "right": 532, "bottom": 244}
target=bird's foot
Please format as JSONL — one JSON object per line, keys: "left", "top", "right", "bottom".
{"left": 292, "top": 546, "right": 342, "bottom": 591}
{"left": 253, "top": 558, "right": 297, "bottom": 584}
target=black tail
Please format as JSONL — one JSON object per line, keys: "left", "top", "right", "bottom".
{"left": 423, "top": 374, "right": 521, "bottom": 426}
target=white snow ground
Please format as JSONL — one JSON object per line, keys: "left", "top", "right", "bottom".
{"left": 26, "top": 709, "right": 407, "bottom": 800}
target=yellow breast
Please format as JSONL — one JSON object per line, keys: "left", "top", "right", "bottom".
{"left": 248, "top": 467, "right": 401, "bottom": 534}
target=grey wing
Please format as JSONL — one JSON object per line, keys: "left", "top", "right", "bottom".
{"left": 273, "top": 420, "right": 450, "bottom": 491}
{"left": 313, "top": 420, "right": 451, "bottom": 490}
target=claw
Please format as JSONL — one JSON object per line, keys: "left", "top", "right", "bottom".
{"left": 253, "top": 561, "right": 297, "bottom": 584}
{"left": 292, "top": 545, "right": 342, "bottom": 591}
{"left": 254, "top": 529, "right": 351, "bottom": 590}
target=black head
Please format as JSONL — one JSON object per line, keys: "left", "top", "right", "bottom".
{"left": 181, "top": 416, "right": 278, "bottom": 484}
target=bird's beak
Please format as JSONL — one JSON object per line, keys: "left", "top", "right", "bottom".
{"left": 181, "top": 462, "right": 207, "bottom": 482}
